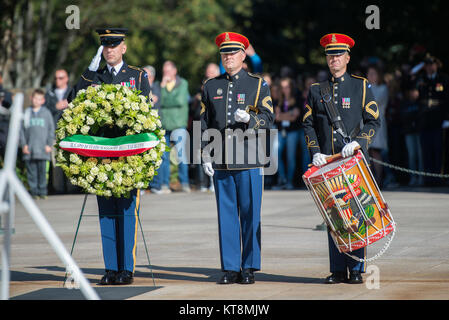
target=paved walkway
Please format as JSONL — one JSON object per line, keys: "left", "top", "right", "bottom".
{"left": 4, "top": 189, "right": 449, "bottom": 300}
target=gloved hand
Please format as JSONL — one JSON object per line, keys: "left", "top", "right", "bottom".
{"left": 234, "top": 109, "right": 250, "bottom": 123}
{"left": 88, "top": 45, "right": 104, "bottom": 71}
{"left": 312, "top": 153, "right": 330, "bottom": 167}
{"left": 341, "top": 141, "right": 360, "bottom": 158}
{"left": 202, "top": 162, "right": 215, "bottom": 177}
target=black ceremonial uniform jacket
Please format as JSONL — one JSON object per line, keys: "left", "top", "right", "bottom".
{"left": 415, "top": 72, "right": 449, "bottom": 130}
{"left": 67, "top": 61, "right": 151, "bottom": 138}
{"left": 302, "top": 72, "right": 380, "bottom": 157}
{"left": 200, "top": 68, "right": 274, "bottom": 170}
{"left": 68, "top": 61, "right": 150, "bottom": 102}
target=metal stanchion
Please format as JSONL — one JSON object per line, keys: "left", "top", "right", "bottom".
{"left": 0, "top": 93, "right": 99, "bottom": 300}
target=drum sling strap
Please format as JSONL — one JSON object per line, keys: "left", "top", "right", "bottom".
{"left": 319, "top": 81, "right": 360, "bottom": 144}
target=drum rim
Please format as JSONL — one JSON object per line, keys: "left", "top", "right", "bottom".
{"left": 303, "top": 151, "right": 363, "bottom": 182}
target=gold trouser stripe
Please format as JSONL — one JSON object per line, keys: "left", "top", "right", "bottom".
{"left": 132, "top": 189, "right": 140, "bottom": 273}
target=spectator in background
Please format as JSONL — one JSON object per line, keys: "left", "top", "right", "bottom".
{"left": 44, "top": 69, "right": 73, "bottom": 194}
{"left": 366, "top": 66, "right": 389, "bottom": 187}
{"left": 0, "top": 72, "right": 13, "bottom": 158}
{"left": 400, "top": 83, "right": 424, "bottom": 186}
{"left": 219, "top": 44, "right": 263, "bottom": 74}
{"left": 297, "top": 76, "right": 315, "bottom": 176}
{"left": 143, "top": 65, "right": 163, "bottom": 194}
{"left": 143, "top": 65, "right": 161, "bottom": 111}
{"left": 189, "top": 63, "right": 220, "bottom": 192}
{"left": 273, "top": 77, "right": 301, "bottom": 190}
{"left": 415, "top": 54, "right": 449, "bottom": 185}
{"left": 20, "top": 89, "right": 55, "bottom": 199}
{"left": 45, "top": 69, "right": 71, "bottom": 125}
{"left": 159, "top": 60, "right": 191, "bottom": 193}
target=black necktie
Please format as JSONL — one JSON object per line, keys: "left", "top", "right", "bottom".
{"left": 111, "top": 67, "right": 116, "bottom": 77}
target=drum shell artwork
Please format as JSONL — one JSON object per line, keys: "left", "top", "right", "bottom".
{"left": 303, "top": 151, "right": 395, "bottom": 253}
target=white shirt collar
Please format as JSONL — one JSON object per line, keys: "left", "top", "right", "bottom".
{"left": 107, "top": 60, "right": 124, "bottom": 74}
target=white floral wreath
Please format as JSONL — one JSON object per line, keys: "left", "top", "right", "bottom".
{"left": 55, "top": 84, "right": 166, "bottom": 198}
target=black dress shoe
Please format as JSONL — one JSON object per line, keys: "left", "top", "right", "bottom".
{"left": 324, "top": 272, "right": 347, "bottom": 284}
{"left": 348, "top": 271, "right": 363, "bottom": 284}
{"left": 240, "top": 269, "right": 255, "bottom": 284}
{"left": 115, "top": 270, "right": 134, "bottom": 285}
{"left": 99, "top": 270, "right": 118, "bottom": 285}
{"left": 218, "top": 271, "right": 241, "bottom": 284}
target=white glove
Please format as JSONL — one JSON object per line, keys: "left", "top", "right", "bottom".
{"left": 234, "top": 109, "right": 250, "bottom": 123}
{"left": 341, "top": 141, "right": 360, "bottom": 158}
{"left": 442, "top": 120, "right": 449, "bottom": 129}
{"left": 312, "top": 153, "right": 329, "bottom": 167}
{"left": 88, "top": 45, "right": 104, "bottom": 71}
{"left": 202, "top": 162, "right": 215, "bottom": 177}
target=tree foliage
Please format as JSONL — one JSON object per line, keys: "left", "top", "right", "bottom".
{"left": 0, "top": 0, "right": 448, "bottom": 92}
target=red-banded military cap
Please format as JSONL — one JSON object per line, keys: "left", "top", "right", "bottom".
{"left": 320, "top": 33, "right": 355, "bottom": 55}
{"left": 215, "top": 32, "right": 249, "bottom": 54}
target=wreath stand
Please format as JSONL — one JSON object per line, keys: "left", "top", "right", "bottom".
{"left": 62, "top": 193, "right": 156, "bottom": 287}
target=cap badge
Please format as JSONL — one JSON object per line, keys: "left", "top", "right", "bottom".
{"left": 225, "top": 32, "right": 230, "bottom": 41}
{"left": 331, "top": 34, "right": 337, "bottom": 43}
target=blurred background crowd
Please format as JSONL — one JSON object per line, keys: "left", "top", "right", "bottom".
{"left": 1, "top": 0, "right": 449, "bottom": 196}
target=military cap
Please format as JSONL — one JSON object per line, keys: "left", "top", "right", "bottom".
{"left": 95, "top": 28, "right": 128, "bottom": 47}
{"left": 320, "top": 33, "right": 355, "bottom": 55}
{"left": 215, "top": 32, "right": 249, "bottom": 54}
{"left": 424, "top": 53, "right": 442, "bottom": 67}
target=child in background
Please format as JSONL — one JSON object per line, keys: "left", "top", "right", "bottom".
{"left": 20, "top": 89, "right": 55, "bottom": 199}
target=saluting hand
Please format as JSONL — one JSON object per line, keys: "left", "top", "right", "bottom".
{"left": 88, "top": 45, "right": 104, "bottom": 72}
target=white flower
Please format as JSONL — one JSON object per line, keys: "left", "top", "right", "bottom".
{"left": 86, "top": 175, "right": 94, "bottom": 183}
{"left": 86, "top": 117, "right": 95, "bottom": 125}
{"left": 97, "top": 91, "right": 106, "bottom": 99}
{"left": 97, "top": 172, "right": 108, "bottom": 182}
{"left": 80, "top": 125, "right": 90, "bottom": 135}
{"left": 90, "top": 166, "right": 99, "bottom": 176}
{"left": 70, "top": 153, "right": 80, "bottom": 164}
{"left": 136, "top": 181, "right": 145, "bottom": 189}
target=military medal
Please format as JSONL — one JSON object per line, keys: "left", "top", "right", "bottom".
{"left": 237, "top": 93, "right": 245, "bottom": 104}
{"left": 342, "top": 97, "right": 351, "bottom": 108}
{"left": 130, "top": 77, "right": 136, "bottom": 88}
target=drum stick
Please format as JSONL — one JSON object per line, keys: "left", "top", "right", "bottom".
{"left": 308, "top": 146, "right": 361, "bottom": 167}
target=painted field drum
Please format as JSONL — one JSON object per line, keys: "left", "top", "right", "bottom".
{"left": 303, "top": 150, "right": 395, "bottom": 253}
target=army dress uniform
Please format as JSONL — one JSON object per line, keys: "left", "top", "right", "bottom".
{"left": 200, "top": 32, "right": 274, "bottom": 279}
{"left": 302, "top": 33, "right": 381, "bottom": 281}
{"left": 67, "top": 28, "right": 150, "bottom": 284}
{"left": 415, "top": 57, "right": 449, "bottom": 179}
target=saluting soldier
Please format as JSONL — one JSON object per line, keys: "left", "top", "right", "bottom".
{"left": 415, "top": 54, "right": 449, "bottom": 181}
{"left": 68, "top": 28, "right": 150, "bottom": 285}
{"left": 200, "top": 32, "right": 274, "bottom": 284}
{"left": 302, "top": 33, "right": 381, "bottom": 284}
